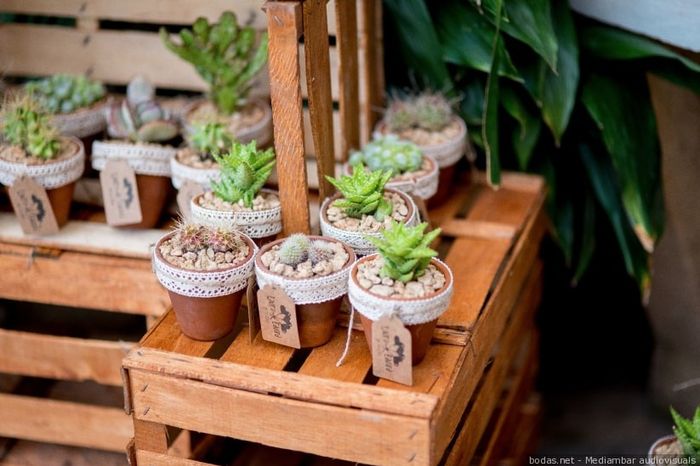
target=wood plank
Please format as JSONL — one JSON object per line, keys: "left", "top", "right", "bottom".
{"left": 131, "top": 369, "right": 431, "bottom": 466}
{"left": 303, "top": 0, "right": 336, "bottom": 200}
{"left": 439, "top": 219, "right": 516, "bottom": 240}
{"left": 0, "top": 212, "right": 164, "bottom": 259}
{"left": 0, "top": 243, "right": 168, "bottom": 315}
{"left": 358, "top": 0, "right": 383, "bottom": 139}
{"left": 0, "top": 329, "right": 132, "bottom": 386}
{"left": 298, "top": 328, "right": 371, "bottom": 382}
{"left": 136, "top": 450, "right": 214, "bottom": 466}
{"left": 140, "top": 311, "right": 215, "bottom": 357}
{"left": 220, "top": 331, "right": 294, "bottom": 369}
{"left": 124, "top": 347, "right": 438, "bottom": 418}
{"left": 0, "top": 393, "right": 132, "bottom": 452}
{"left": 335, "top": 0, "right": 361, "bottom": 160}
{"left": 133, "top": 419, "right": 169, "bottom": 455}
{"left": 466, "top": 185, "right": 537, "bottom": 228}
{"left": 230, "top": 443, "right": 307, "bottom": 466}
{"left": 303, "top": 107, "right": 343, "bottom": 162}
{"left": 265, "top": 2, "right": 310, "bottom": 235}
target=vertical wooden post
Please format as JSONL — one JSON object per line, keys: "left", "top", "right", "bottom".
{"left": 335, "top": 0, "right": 361, "bottom": 161}
{"left": 303, "top": 0, "right": 336, "bottom": 200}
{"left": 265, "top": 1, "right": 310, "bottom": 235}
{"left": 133, "top": 419, "right": 168, "bottom": 454}
{"left": 358, "top": 0, "right": 384, "bottom": 143}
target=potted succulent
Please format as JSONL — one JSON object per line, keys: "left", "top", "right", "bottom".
{"left": 153, "top": 222, "right": 257, "bottom": 341}
{"left": 347, "top": 135, "right": 439, "bottom": 202}
{"left": 348, "top": 221, "right": 453, "bottom": 365}
{"left": 92, "top": 76, "right": 179, "bottom": 228}
{"left": 190, "top": 141, "right": 281, "bottom": 245}
{"left": 161, "top": 11, "right": 272, "bottom": 147}
{"left": 320, "top": 165, "right": 419, "bottom": 256}
{"left": 254, "top": 233, "right": 356, "bottom": 347}
{"left": 649, "top": 406, "right": 700, "bottom": 461}
{"left": 171, "top": 122, "right": 234, "bottom": 190}
{"left": 374, "top": 91, "right": 468, "bottom": 206}
{"left": 0, "top": 95, "right": 85, "bottom": 227}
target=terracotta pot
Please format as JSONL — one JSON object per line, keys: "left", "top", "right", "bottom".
{"left": 348, "top": 255, "right": 454, "bottom": 365}
{"left": 153, "top": 231, "right": 257, "bottom": 341}
{"left": 184, "top": 99, "right": 273, "bottom": 147}
{"left": 117, "top": 174, "right": 172, "bottom": 229}
{"left": 648, "top": 435, "right": 680, "bottom": 460}
{"left": 255, "top": 236, "right": 356, "bottom": 348}
{"left": 428, "top": 163, "right": 456, "bottom": 208}
{"left": 344, "top": 156, "right": 439, "bottom": 203}
{"left": 46, "top": 182, "right": 76, "bottom": 227}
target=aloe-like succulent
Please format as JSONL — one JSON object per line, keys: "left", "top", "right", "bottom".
{"left": 326, "top": 165, "right": 393, "bottom": 220}
{"left": 105, "top": 76, "right": 178, "bottom": 143}
{"left": 189, "top": 122, "right": 235, "bottom": 160}
{"left": 385, "top": 91, "right": 454, "bottom": 133}
{"left": 211, "top": 141, "right": 275, "bottom": 208}
{"left": 278, "top": 234, "right": 311, "bottom": 266}
{"left": 367, "top": 221, "right": 441, "bottom": 283}
{"left": 671, "top": 406, "right": 700, "bottom": 461}
{"left": 161, "top": 11, "right": 269, "bottom": 116}
{"left": 24, "top": 74, "right": 105, "bottom": 114}
{"left": 348, "top": 135, "right": 423, "bottom": 175}
{"left": 1, "top": 95, "right": 61, "bottom": 159}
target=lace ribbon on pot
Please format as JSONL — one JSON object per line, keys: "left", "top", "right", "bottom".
{"left": 385, "top": 155, "right": 439, "bottom": 200}
{"left": 319, "top": 192, "right": 419, "bottom": 257}
{"left": 152, "top": 240, "right": 258, "bottom": 298}
{"left": 170, "top": 156, "right": 220, "bottom": 190}
{"left": 0, "top": 137, "right": 85, "bottom": 189}
{"left": 52, "top": 103, "right": 107, "bottom": 139}
{"left": 190, "top": 190, "right": 282, "bottom": 239}
{"left": 348, "top": 257, "right": 454, "bottom": 325}
{"left": 91, "top": 140, "right": 175, "bottom": 176}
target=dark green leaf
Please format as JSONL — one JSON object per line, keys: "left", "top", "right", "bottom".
{"left": 483, "top": 0, "right": 503, "bottom": 186}
{"left": 500, "top": 85, "right": 541, "bottom": 170}
{"left": 572, "top": 192, "right": 596, "bottom": 285}
{"left": 541, "top": 158, "right": 573, "bottom": 266}
{"left": 648, "top": 61, "right": 700, "bottom": 95}
{"left": 501, "top": 0, "right": 558, "bottom": 71}
{"left": 459, "top": 77, "right": 486, "bottom": 126}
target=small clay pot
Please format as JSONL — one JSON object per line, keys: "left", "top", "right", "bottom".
{"left": 648, "top": 435, "right": 680, "bottom": 460}
{"left": 358, "top": 314, "right": 438, "bottom": 365}
{"left": 46, "top": 182, "right": 76, "bottom": 227}
{"left": 428, "top": 163, "right": 456, "bottom": 208}
{"left": 117, "top": 174, "right": 172, "bottom": 229}
{"left": 255, "top": 236, "right": 356, "bottom": 348}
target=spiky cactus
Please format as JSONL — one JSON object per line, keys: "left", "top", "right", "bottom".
{"left": 384, "top": 91, "right": 454, "bottom": 133}
{"left": 278, "top": 234, "right": 311, "bottom": 266}
{"left": 671, "top": 406, "right": 700, "bottom": 462}
{"left": 25, "top": 75, "right": 105, "bottom": 114}
{"left": 309, "top": 240, "right": 335, "bottom": 265}
{"left": 326, "top": 165, "right": 393, "bottom": 220}
{"left": 367, "top": 221, "right": 441, "bottom": 283}
{"left": 211, "top": 141, "right": 275, "bottom": 208}
{"left": 189, "top": 122, "right": 234, "bottom": 160}
{"left": 1, "top": 95, "right": 61, "bottom": 159}
{"left": 385, "top": 99, "right": 416, "bottom": 132}
{"left": 206, "top": 228, "right": 238, "bottom": 253}
{"left": 105, "top": 76, "right": 178, "bottom": 143}
{"left": 161, "top": 11, "right": 269, "bottom": 116}
{"left": 349, "top": 135, "right": 423, "bottom": 175}
{"left": 178, "top": 223, "right": 207, "bottom": 252}
{"left": 175, "top": 222, "right": 241, "bottom": 253}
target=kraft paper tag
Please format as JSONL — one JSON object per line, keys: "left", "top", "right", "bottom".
{"left": 246, "top": 277, "right": 261, "bottom": 343}
{"left": 8, "top": 176, "right": 59, "bottom": 236}
{"left": 372, "top": 312, "right": 412, "bottom": 385}
{"left": 177, "top": 181, "right": 204, "bottom": 221}
{"left": 100, "top": 160, "right": 142, "bottom": 226}
{"left": 257, "top": 284, "right": 300, "bottom": 348}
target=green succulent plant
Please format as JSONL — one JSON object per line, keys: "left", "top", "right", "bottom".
{"left": 24, "top": 74, "right": 105, "bottom": 114}
{"left": 161, "top": 11, "right": 269, "bottom": 116}
{"left": 105, "top": 76, "right": 178, "bottom": 143}
{"left": 671, "top": 406, "right": 700, "bottom": 462}
{"left": 211, "top": 141, "right": 275, "bottom": 208}
{"left": 385, "top": 98, "right": 417, "bottom": 132}
{"left": 277, "top": 234, "right": 337, "bottom": 267}
{"left": 367, "top": 221, "right": 441, "bottom": 283}
{"left": 325, "top": 165, "right": 393, "bottom": 220}
{"left": 349, "top": 135, "right": 423, "bottom": 175}
{"left": 384, "top": 91, "right": 453, "bottom": 133}
{"left": 189, "top": 122, "right": 235, "bottom": 160}
{"left": 1, "top": 95, "right": 61, "bottom": 159}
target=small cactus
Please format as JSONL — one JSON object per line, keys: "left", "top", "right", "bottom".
{"left": 384, "top": 91, "right": 454, "bottom": 133}
{"left": 206, "top": 228, "right": 237, "bottom": 253}
{"left": 309, "top": 240, "right": 335, "bottom": 265}
{"left": 326, "top": 165, "right": 393, "bottom": 220}
{"left": 105, "top": 76, "right": 178, "bottom": 143}
{"left": 1, "top": 95, "right": 61, "bottom": 159}
{"left": 349, "top": 135, "right": 423, "bottom": 175}
{"left": 385, "top": 99, "right": 417, "bottom": 133}
{"left": 24, "top": 74, "right": 105, "bottom": 114}
{"left": 278, "top": 234, "right": 311, "bottom": 266}
{"left": 174, "top": 221, "right": 241, "bottom": 253}
{"left": 178, "top": 223, "right": 207, "bottom": 252}
{"left": 211, "top": 141, "right": 275, "bottom": 208}
{"left": 189, "top": 122, "right": 235, "bottom": 159}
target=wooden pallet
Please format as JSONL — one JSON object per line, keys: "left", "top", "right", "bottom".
{"left": 122, "top": 173, "right": 547, "bottom": 466}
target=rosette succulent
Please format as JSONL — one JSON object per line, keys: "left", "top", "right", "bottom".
{"left": 326, "top": 165, "right": 393, "bottom": 220}
{"left": 349, "top": 135, "right": 422, "bottom": 175}
{"left": 1, "top": 95, "right": 60, "bottom": 159}
{"left": 211, "top": 141, "right": 275, "bottom": 207}
{"left": 24, "top": 74, "right": 105, "bottom": 114}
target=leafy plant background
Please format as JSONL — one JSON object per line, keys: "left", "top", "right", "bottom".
{"left": 382, "top": 0, "right": 700, "bottom": 299}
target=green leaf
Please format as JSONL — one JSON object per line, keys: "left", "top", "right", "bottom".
{"left": 459, "top": 77, "right": 486, "bottom": 126}
{"left": 500, "top": 85, "right": 541, "bottom": 170}
{"left": 582, "top": 74, "right": 663, "bottom": 252}
{"left": 541, "top": 158, "right": 573, "bottom": 266}
{"left": 572, "top": 192, "right": 596, "bottom": 285}
{"left": 483, "top": 0, "right": 503, "bottom": 187}
{"left": 501, "top": 0, "right": 558, "bottom": 71}
{"left": 383, "top": 0, "right": 452, "bottom": 89}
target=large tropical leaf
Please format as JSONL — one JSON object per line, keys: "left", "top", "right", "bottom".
{"left": 572, "top": 191, "right": 596, "bottom": 285}
{"left": 483, "top": 0, "right": 503, "bottom": 186}
{"left": 500, "top": 85, "right": 541, "bottom": 170}
{"left": 582, "top": 74, "right": 664, "bottom": 252}
{"left": 459, "top": 77, "right": 486, "bottom": 126}
{"left": 501, "top": 0, "right": 558, "bottom": 71}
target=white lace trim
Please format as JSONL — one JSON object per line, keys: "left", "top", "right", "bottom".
{"left": 0, "top": 137, "right": 85, "bottom": 189}
{"left": 170, "top": 156, "right": 220, "bottom": 190}
{"left": 319, "top": 190, "right": 419, "bottom": 256}
{"left": 183, "top": 100, "right": 273, "bottom": 147}
{"left": 385, "top": 155, "right": 439, "bottom": 200}
{"left": 374, "top": 117, "right": 468, "bottom": 169}
{"left": 51, "top": 103, "right": 107, "bottom": 138}
{"left": 254, "top": 243, "right": 355, "bottom": 305}
{"left": 190, "top": 189, "right": 282, "bottom": 239}
{"left": 91, "top": 140, "right": 175, "bottom": 176}
{"left": 348, "top": 257, "right": 454, "bottom": 325}
{"left": 152, "top": 233, "right": 257, "bottom": 298}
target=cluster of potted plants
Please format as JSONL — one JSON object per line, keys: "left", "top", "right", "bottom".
{"left": 649, "top": 406, "right": 700, "bottom": 461}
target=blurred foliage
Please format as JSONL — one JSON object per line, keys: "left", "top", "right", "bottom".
{"left": 383, "top": 0, "right": 700, "bottom": 297}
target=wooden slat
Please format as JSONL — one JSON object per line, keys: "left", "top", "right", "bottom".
{"left": 0, "top": 329, "right": 132, "bottom": 386}
{"left": 137, "top": 450, "right": 214, "bottom": 466}
{"left": 335, "top": 0, "right": 361, "bottom": 160}
{"left": 303, "top": 107, "right": 343, "bottom": 162}
{"left": 439, "top": 219, "right": 516, "bottom": 240}
{"left": 265, "top": 2, "right": 310, "bottom": 235}
{"left": 140, "top": 311, "right": 215, "bottom": 356}
{"left": 0, "top": 393, "right": 132, "bottom": 452}
{"left": 230, "top": 443, "right": 307, "bottom": 466}
{"left": 358, "top": 0, "right": 383, "bottom": 139}
{"left": 298, "top": 329, "right": 371, "bottom": 382}
{"left": 131, "top": 369, "right": 431, "bottom": 466}
{"left": 466, "top": 185, "right": 537, "bottom": 228}
{"left": 0, "top": 243, "right": 168, "bottom": 316}
{"left": 220, "top": 331, "right": 294, "bottom": 369}
{"left": 303, "top": 0, "right": 336, "bottom": 200}
{"left": 133, "top": 419, "right": 169, "bottom": 455}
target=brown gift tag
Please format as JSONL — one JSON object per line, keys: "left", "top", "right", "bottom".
{"left": 177, "top": 180, "right": 204, "bottom": 221}
{"left": 100, "top": 160, "right": 142, "bottom": 226}
{"left": 8, "top": 176, "right": 59, "bottom": 236}
{"left": 246, "top": 277, "right": 261, "bottom": 343}
{"left": 257, "top": 284, "right": 300, "bottom": 348}
{"left": 371, "top": 312, "right": 412, "bottom": 386}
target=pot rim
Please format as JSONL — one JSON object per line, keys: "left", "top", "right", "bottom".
{"left": 648, "top": 435, "right": 679, "bottom": 458}
{"left": 191, "top": 188, "right": 280, "bottom": 215}
{"left": 50, "top": 96, "right": 108, "bottom": 118}
{"left": 184, "top": 98, "right": 272, "bottom": 132}
{"left": 374, "top": 115, "right": 467, "bottom": 152}
{"left": 172, "top": 148, "right": 220, "bottom": 172}
{"left": 344, "top": 154, "right": 439, "bottom": 184}
{"left": 0, "top": 135, "right": 83, "bottom": 167}
{"left": 319, "top": 188, "right": 416, "bottom": 232}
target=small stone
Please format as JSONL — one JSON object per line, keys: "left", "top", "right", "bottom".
{"left": 206, "top": 247, "right": 215, "bottom": 259}
{"left": 272, "top": 262, "right": 286, "bottom": 274}
{"left": 396, "top": 203, "right": 408, "bottom": 217}
{"left": 417, "top": 273, "right": 433, "bottom": 287}
{"left": 405, "top": 282, "right": 425, "bottom": 297}
{"left": 370, "top": 284, "right": 394, "bottom": 297}
{"left": 184, "top": 252, "right": 197, "bottom": 261}
{"left": 225, "top": 252, "right": 235, "bottom": 263}
{"left": 381, "top": 277, "right": 394, "bottom": 286}
{"left": 260, "top": 251, "right": 272, "bottom": 267}
{"left": 359, "top": 278, "right": 372, "bottom": 289}
{"left": 170, "top": 247, "right": 182, "bottom": 257}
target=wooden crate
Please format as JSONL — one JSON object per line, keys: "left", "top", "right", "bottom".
{"left": 122, "top": 173, "right": 547, "bottom": 466}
